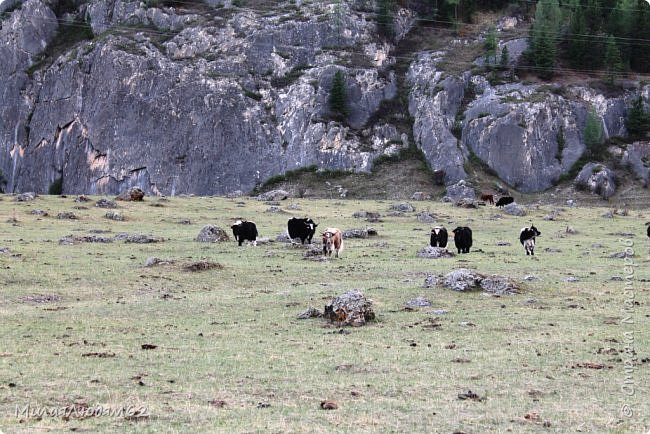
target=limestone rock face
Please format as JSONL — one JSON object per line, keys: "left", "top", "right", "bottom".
{"left": 0, "top": 0, "right": 648, "bottom": 196}
{"left": 408, "top": 52, "right": 469, "bottom": 185}
{"left": 0, "top": 0, "right": 406, "bottom": 196}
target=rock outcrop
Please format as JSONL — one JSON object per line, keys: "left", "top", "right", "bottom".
{"left": 574, "top": 163, "right": 617, "bottom": 199}
{"left": 1, "top": 0, "right": 407, "bottom": 196}
{"left": 0, "top": 0, "right": 648, "bottom": 197}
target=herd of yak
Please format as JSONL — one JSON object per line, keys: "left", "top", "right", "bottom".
{"left": 230, "top": 193, "right": 547, "bottom": 258}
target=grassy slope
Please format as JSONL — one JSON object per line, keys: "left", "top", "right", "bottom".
{"left": 0, "top": 194, "right": 648, "bottom": 433}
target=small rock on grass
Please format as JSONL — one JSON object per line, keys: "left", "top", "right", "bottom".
{"left": 320, "top": 400, "right": 338, "bottom": 410}
{"left": 297, "top": 307, "right": 322, "bottom": 319}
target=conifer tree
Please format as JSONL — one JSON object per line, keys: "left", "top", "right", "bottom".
{"left": 377, "top": 0, "right": 393, "bottom": 38}
{"left": 528, "top": 0, "right": 560, "bottom": 79}
{"left": 603, "top": 35, "right": 623, "bottom": 84}
{"left": 329, "top": 70, "right": 349, "bottom": 119}
{"left": 630, "top": 0, "right": 650, "bottom": 72}
{"left": 499, "top": 45, "right": 510, "bottom": 70}
{"left": 584, "top": 107, "right": 605, "bottom": 158}
{"left": 484, "top": 26, "right": 497, "bottom": 66}
{"left": 626, "top": 96, "right": 650, "bottom": 137}
{"left": 567, "top": 0, "right": 588, "bottom": 68}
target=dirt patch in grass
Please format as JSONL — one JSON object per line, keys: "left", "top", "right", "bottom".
{"left": 18, "top": 293, "right": 62, "bottom": 304}
{"left": 183, "top": 261, "right": 223, "bottom": 272}
{"left": 81, "top": 352, "right": 116, "bottom": 358}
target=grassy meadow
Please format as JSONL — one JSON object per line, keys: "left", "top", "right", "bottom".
{"left": 0, "top": 193, "right": 648, "bottom": 433}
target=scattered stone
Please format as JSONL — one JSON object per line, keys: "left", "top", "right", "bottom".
{"left": 0, "top": 247, "right": 9, "bottom": 254}
{"left": 82, "top": 352, "right": 116, "bottom": 358}
{"left": 523, "top": 275, "right": 539, "bottom": 281}
{"left": 457, "top": 390, "right": 483, "bottom": 401}
{"left": 442, "top": 268, "right": 519, "bottom": 294}
{"left": 455, "top": 198, "right": 477, "bottom": 208}
{"left": 565, "top": 226, "right": 577, "bottom": 234}
{"left": 303, "top": 247, "right": 323, "bottom": 258}
{"left": 104, "top": 211, "right": 124, "bottom": 221}
{"left": 601, "top": 210, "right": 614, "bottom": 218}
{"left": 610, "top": 276, "right": 624, "bottom": 281}
{"left": 479, "top": 276, "right": 520, "bottom": 295}
{"left": 74, "top": 195, "right": 91, "bottom": 203}
{"left": 225, "top": 190, "right": 243, "bottom": 199}
{"left": 411, "top": 192, "right": 431, "bottom": 201}
{"left": 416, "top": 211, "right": 436, "bottom": 223}
{"left": 503, "top": 202, "right": 526, "bottom": 216}
{"left": 324, "top": 290, "right": 375, "bottom": 327}
{"left": 277, "top": 232, "right": 293, "bottom": 243}
{"left": 342, "top": 228, "right": 368, "bottom": 239}
{"left": 417, "top": 246, "right": 454, "bottom": 259}
{"left": 566, "top": 276, "right": 580, "bottom": 282}
{"left": 177, "top": 219, "right": 191, "bottom": 225}
{"left": 423, "top": 275, "right": 439, "bottom": 288}
{"left": 144, "top": 257, "right": 163, "bottom": 267}
{"left": 208, "top": 399, "right": 227, "bottom": 408}
{"left": 353, "top": 211, "right": 381, "bottom": 220}
{"left": 95, "top": 198, "right": 118, "bottom": 208}
{"left": 320, "top": 400, "right": 338, "bottom": 410}
{"left": 183, "top": 261, "right": 223, "bottom": 272}
{"left": 30, "top": 209, "right": 48, "bottom": 216}
{"left": 257, "top": 189, "right": 289, "bottom": 201}
{"left": 265, "top": 206, "right": 285, "bottom": 213}
{"left": 495, "top": 241, "right": 511, "bottom": 246}
{"left": 431, "top": 309, "right": 448, "bottom": 315}
{"left": 566, "top": 199, "right": 577, "bottom": 207}
{"left": 195, "top": 225, "right": 230, "bottom": 243}
{"left": 297, "top": 307, "right": 323, "bottom": 319}
{"left": 59, "top": 234, "right": 113, "bottom": 245}
{"left": 19, "top": 293, "right": 62, "bottom": 303}
{"left": 124, "top": 234, "right": 163, "bottom": 244}
{"left": 544, "top": 248, "right": 561, "bottom": 253}
{"left": 443, "top": 269, "right": 483, "bottom": 292}
{"left": 543, "top": 211, "right": 559, "bottom": 221}
{"left": 286, "top": 203, "right": 301, "bottom": 210}
{"left": 56, "top": 212, "right": 78, "bottom": 220}
{"left": 405, "top": 297, "right": 432, "bottom": 308}
{"left": 609, "top": 251, "right": 628, "bottom": 258}
{"left": 14, "top": 192, "right": 36, "bottom": 201}
{"left": 390, "top": 202, "right": 415, "bottom": 212}
{"left": 115, "top": 187, "right": 145, "bottom": 201}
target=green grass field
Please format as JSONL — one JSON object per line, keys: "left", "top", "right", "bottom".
{"left": 0, "top": 194, "right": 648, "bottom": 433}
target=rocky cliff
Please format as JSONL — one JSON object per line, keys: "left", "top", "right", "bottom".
{"left": 0, "top": 0, "right": 648, "bottom": 196}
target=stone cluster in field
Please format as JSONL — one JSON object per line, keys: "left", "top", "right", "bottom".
{"left": 324, "top": 290, "right": 375, "bottom": 327}
{"left": 416, "top": 246, "right": 455, "bottom": 259}
{"left": 423, "top": 268, "right": 520, "bottom": 295}
{"left": 195, "top": 225, "right": 230, "bottom": 243}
